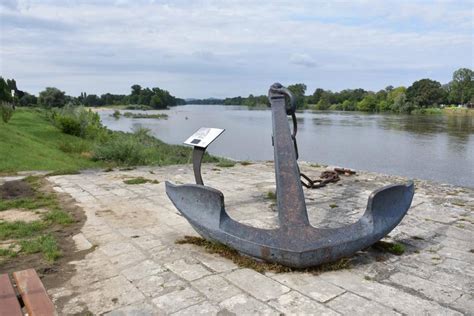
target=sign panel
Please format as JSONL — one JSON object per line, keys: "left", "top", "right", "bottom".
{"left": 184, "top": 127, "right": 225, "bottom": 148}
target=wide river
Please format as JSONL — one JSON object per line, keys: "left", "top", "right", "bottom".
{"left": 99, "top": 105, "right": 474, "bottom": 188}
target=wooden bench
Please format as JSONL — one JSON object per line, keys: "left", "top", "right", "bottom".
{"left": 0, "top": 269, "right": 56, "bottom": 316}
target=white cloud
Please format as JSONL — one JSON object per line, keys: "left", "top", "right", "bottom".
{"left": 0, "top": 0, "right": 18, "bottom": 10}
{"left": 290, "top": 53, "right": 317, "bottom": 68}
{"left": 0, "top": 0, "right": 472, "bottom": 97}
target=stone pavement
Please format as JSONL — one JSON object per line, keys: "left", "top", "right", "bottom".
{"left": 44, "top": 162, "right": 472, "bottom": 315}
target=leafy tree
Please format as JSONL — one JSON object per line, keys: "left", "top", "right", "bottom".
{"left": 150, "top": 95, "right": 163, "bottom": 108}
{"left": 406, "top": 79, "right": 446, "bottom": 107}
{"left": 84, "top": 94, "right": 104, "bottom": 107}
{"left": 129, "top": 84, "right": 142, "bottom": 104}
{"left": 38, "top": 87, "right": 66, "bottom": 108}
{"left": 138, "top": 88, "right": 153, "bottom": 106}
{"left": 387, "top": 87, "right": 406, "bottom": 103}
{"left": 100, "top": 93, "right": 126, "bottom": 105}
{"left": 5, "top": 78, "right": 25, "bottom": 99}
{"left": 315, "top": 91, "right": 331, "bottom": 110}
{"left": 448, "top": 68, "right": 474, "bottom": 104}
{"left": 356, "top": 94, "right": 378, "bottom": 112}
{"left": 386, "top": 87, "right": 407, "bottom": 112}
{"left": 0, "top": 77, "right": 13, "bottom": 103}
{"left": 287, "top": 83, "right": 307, "bottom": 109}
{"left": 19, "top": 92, "right": 37, "bottom": 107}
{"left": 341, "top": 99, "right": 356, "bottom": 111}
{"left": 310, "top": 88, "right": 325, "bottom": 104}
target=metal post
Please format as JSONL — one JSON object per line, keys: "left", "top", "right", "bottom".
{"left": 192, "top": 147, "right": 205, "bottom": 185}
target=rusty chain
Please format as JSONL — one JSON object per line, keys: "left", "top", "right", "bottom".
{"left": 286, "top": 97, "right": 355, "bottom": 189}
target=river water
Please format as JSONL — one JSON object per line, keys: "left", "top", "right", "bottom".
{"left": 99, "top": 105, "right": 474, "bottom": 187}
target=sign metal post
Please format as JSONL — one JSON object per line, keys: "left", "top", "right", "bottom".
{"left": 183, "top": 127, "right": 225, "bottom": 185}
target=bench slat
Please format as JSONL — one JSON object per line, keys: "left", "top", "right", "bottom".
{"left": 13, "top": 269, "right": 56, "bottom": 316}
{"left": 0, "top": 273, "right": 23, "bottom": 316}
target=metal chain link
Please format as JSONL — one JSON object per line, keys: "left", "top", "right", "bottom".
{"left": 288, "top": 102, "right": 354, "bottom": 189}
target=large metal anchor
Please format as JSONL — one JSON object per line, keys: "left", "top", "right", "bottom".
{"left": 166, "top": 83, "right": 415, "bottom": 268}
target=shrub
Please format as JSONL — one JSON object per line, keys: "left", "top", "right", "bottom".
{"left": 0, "top": 102, "right": 14, "bottom": 123}
{"left": 92, "top": 134, "right": 148, "bottom": 165}
{"left": 411, "top": 107, "right": 443, "bottom": 115}
{"left": 92, "top": 127, "right": 220, "bottom": 167}
{"left": 56, "top": 115, "right": 82, "bottom": 136}
{"left": 329, "top": 103, "right": 342, "bottom": 111}
{"left": 112, "top": 110, "right": 121, "bottom": 119}
{"left": 50, "top": 105, "right": 107, "bottom": 140}
{"left": 58, "top": 140, "right": 91, "bottom": 153}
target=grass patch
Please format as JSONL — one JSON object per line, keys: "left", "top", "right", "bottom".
{"left": 0, "top": 247, "right": 18, "bottom": 258}
{"left": 44, "top": 209, "right": 74, "bottom": 225}
{"left": 0, "top": 175, "right": 77, "bottom": 265}
{"left": 0, "top": 109, "right": 104, "bottom": 173}
{"left": 240, "top": 161, "right": 253, "bottom": 166}
{"left": 216, "top": 161, "right": 236, "bottom": 168}
{"left": 372, "top": 241, "right": 405, "bottom": 255}
{"left": 265, "top": 191, "right": 276, "bottom": 201}
{"left": 46, "top": 169, "right": 80, "bottom": 176}
{"left": 442, "top": 107, "right": 474, "bottom": 116}
{"left": 20, "top": 234, "right": 61, "bottom": 262}
{"left": 58, "top": 139, "right": 92, "bottom": 154}
{"left": 123, "top": 177, "right": 159, "bottom": 185}
{"left": 176, "top": 236, "right": 351, "bottom": 274}
{"left": 411, "top": 107, "right": 443, "bottom": 115}
{"left": 329, "top": 204, "right": 338, "bottom": 209}
{"left": 0, "top": 176, "right": 65, "bottom": 212}
{"left": 411, "top": 236, "right": 424, "bottom": 240}
{"left": 0, "top": 221, "right": 46, "bottom": 240}
{"left": 123, "top": 112, "right": 168, "bottom": 119}
{"left": 125, "top": 104, "right": 153, "bottom": 110}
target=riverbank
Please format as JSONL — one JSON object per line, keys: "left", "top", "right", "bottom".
{"left": 90, "top": 104, "right": 474, "bottom": 116}
{"left": 3, "top": 162, "right": 470, "bottom": 314}
{"left": 0, "top": 108, "right": 222, "bottom": 174}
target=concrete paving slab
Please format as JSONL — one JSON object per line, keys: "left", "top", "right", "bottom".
{"left": 36, "top": 163, "right": 472, "bottom": 315}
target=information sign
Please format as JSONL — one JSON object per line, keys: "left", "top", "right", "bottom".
{"left": 183, "top": 127, "right": 225, "bottom": 148}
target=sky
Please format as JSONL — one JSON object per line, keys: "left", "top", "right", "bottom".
{"left": 0, "top": 0, "right": 473, "bottom": 98}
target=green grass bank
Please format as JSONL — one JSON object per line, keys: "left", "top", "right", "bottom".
{"left": 0, "top": 108, "right": 222, "bottom": 173}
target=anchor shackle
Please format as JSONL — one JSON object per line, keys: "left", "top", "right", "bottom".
{"left": 268, "top": 82, "right": 296, "bottom": 115}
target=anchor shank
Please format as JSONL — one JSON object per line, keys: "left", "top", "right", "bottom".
{"left": 270, "top": 96, "right": 310, "bottom": 228}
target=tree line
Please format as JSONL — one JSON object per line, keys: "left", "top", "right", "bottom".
{"left": 188, "top": 67, "right": 473, "bottom": 113}
{"left": 1, "top": 67, "right": 472, "bottom": 113}
{"left": 0, "top": 81, "right": 184, "bottom": 109}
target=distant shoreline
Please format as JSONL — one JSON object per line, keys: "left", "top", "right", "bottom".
{"left": 89, "top": 104, "right": 474, "bottom": 116}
